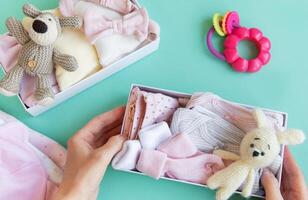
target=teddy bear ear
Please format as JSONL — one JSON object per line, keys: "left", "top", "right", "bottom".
{"left": 253, "top": 109, "right": 268, "bottom": 128}
{"left": 277, "top": 129, "right": 305, "bottom": 145}
{"left": 23, "top": 4, "right": 42, "bottom": 18}
{"left": 59, "top": 17, "right": 82, "bottom": 29}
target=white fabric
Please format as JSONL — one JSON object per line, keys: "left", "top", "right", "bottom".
{"left": 112, "top": 140, "right": 141, "bottom": 170}
{"left": 74, "top": 1, "right": 143, "bottom": 66}
{"left": 139, "top": 122, "right": 172, "bottom": 149}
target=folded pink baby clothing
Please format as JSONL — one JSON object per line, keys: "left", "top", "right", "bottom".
{"left": 123, "top": 87, "right": 179, "bottom": 140}
{"left": 136, "top": 133, "right": 225, "bottom": 184}
{"left": 59, "top": 0, "right": 136, "bottom": 16}
{"left": 84, "top": 7, "right": 149, "bottom": 43}
{"left": 0, "top": 111, "right": 66, "bottom": 200}
{"left": 122, "top": 87, "right": 145, "bottom": 139}
{"left": 186, "top": 92, "right": 284, "bottom": 132}
{"left": 0, "top": 35, "right": 60, "bottom": 107}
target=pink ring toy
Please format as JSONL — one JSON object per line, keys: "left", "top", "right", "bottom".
{"left": 224, "top": 27, "right": 271, "bottom": 72}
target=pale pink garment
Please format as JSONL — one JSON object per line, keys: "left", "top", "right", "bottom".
{"left": 84, "top": 7, "right": 149, "bottom": 43}
{"left": 0, "top": 111, "right": 66, "bottom": 200}
{"left": 186, "top": 92, "right": 285, "bottom": 132}
{"left": 0, "top": 35, "right": 60, "bottom": 107}
{"left": 136, "top": 133, "right": 225, "bottom": 184}
{"left": 123, "top": 87, "right": 179, "bottom": 140}
{"left": 59, "top": 0, "right": 136, "bottom": 16}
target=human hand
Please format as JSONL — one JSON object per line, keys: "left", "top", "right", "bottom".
{"left": 52, "top": 107, "right": 126, "bottom": 200}
{"left": 261, "top": 147, "right": 308, "bottom": 200}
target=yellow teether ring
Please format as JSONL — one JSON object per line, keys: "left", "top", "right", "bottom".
{"left": 213, "top": 13, "right": 225, "bottom": 37}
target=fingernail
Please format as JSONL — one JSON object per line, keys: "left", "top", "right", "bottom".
{"left": 263, "top": 168, "right": 270, "bottom": 175}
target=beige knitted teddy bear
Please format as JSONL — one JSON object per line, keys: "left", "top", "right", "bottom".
{"left": 0, "top": 4, "right": 82, "bottom": 105}
{"left": 207, "top": 109, "right": 305, "bottom": 200}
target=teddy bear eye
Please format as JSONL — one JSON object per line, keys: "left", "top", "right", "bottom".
{"left": 261, "top": 152, "right": 265, "bottom": 156}
{"left": 250, "top": 144, "right": 254, "bottom": 148}
{"left": 48, "top": 18, "right": 52, "bottom": 21}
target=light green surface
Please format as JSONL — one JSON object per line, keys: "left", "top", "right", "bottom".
{"left": 0, "top": 0, "right": 307, "bottom": 199}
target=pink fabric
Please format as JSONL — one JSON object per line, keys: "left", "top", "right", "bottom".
{"left": 158, "top": 133, "right": 197, "bottom": 159}
{"left": 136, "top": 133, "right": 225, "bottom": 184}
{"left": 0, "top": 111, "right": 66, "bottom": 200}
{"left": 0, "top": 35, "right": 60, "bottom": 107}
{"left": 59, "top": 0, "right": 136, "bottom": 16}
{"left": 123, "top": 87, "right": 179, "bottom": 140}
{"left": 84, "top": 8, "right": 149, "bottom": 43}
{"left": 186, "top": 92, "right": 284, "bottom": 132}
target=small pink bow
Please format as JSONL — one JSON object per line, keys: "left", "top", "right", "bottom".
{"left": 84, "top": 8, "right": 149, "bottom": 43}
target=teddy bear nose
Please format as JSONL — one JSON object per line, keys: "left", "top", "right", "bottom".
{"left": 32, "top": 20, "right": 48, "bottom": 34}
{"left": 252, "top": 151, "right": 260, "bottom": 157}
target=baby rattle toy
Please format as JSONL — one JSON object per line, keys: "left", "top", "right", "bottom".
{"left": 206, "top": 11, "right": 271, "bottom": 73}
{"left": 207, "top": 109, "right": 305, "bottom": 200}
{"left": 0, "top": 4, "right": 82, "bottom": 105}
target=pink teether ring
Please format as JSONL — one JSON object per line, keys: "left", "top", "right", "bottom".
{"left": 223, "top": 27, "right": 271, "bottom": 72}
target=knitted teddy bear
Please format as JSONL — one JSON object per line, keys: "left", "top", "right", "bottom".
{"left": 207, "top": 109, "right": 305, "bottom": 200}
{"left": 0, "top": 4, "right": 82, "bottom": 105}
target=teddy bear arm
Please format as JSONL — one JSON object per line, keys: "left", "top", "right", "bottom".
{"left": 213, "top": 149, "right": 240, "bottom": 161}
{"left": 242, "top": 168, "right": 255, "bottom": 198}
{"left": 53, "top": 49, "right": 78, "bottom": 72}
{"left": 6, "top": 17, "right": 30, "bottom": 45}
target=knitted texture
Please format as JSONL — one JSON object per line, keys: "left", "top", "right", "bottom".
{"left": 0, "top": 4, "right": 81, "bottom": 105}
{"left": 207, "top": 109, "right": 305, "bottom": 200}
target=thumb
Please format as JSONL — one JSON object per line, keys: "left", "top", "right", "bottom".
{"left": 97, "top": 134, "right": 126, "bottom": 165}
{"left": 261, "top": 169, "right": 284, "bottom": 200}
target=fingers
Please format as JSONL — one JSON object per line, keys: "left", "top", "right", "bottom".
{"left": 281, "top": 147, "right": 308, "bottom": 199}
{"left": 95, "top": 125, "right": 122, "bottom": 148}
{"left": 97, "top": 134, "right": 126, "bottom": 163}
{"left": 283, "top": 147, "right": 301, "bottom": 177}
{"left": 75, "top": 106, "right": 125, "bottom": 142}
{"left": 261, "top": 169, "right": 284, "bottom": 200}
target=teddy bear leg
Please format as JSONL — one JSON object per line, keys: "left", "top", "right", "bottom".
{"left": 216, "top": 187, "right": 234, "bottom": 200}
{"left": 0, "top": 65, "right": 24, "bottom": 96}
{"left": 35, "top": 74, "right": 54, "bottom": 106}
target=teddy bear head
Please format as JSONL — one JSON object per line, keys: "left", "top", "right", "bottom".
{"left": 240, "top": 109, "right": 305, "bottom": 168}
{"left": 22, "top": 4, "right": 81, "bottom": 46}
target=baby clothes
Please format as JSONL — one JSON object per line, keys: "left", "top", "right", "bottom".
{"left": 112, "top": 140, "right": 141, "bottom": 170}
{"left": 0, "top": 35, "right": 59, "bottom": 107}
{"left": 61, "top": 1, "right": 160, "bottom": 66}
{"left": 0, "top": 111, "right": 66, "bottom": 200}
{"left": 136, "top": 133, "right": 225, "bottom": 184}
{"left": 171, "top": 107, "right": 245, "bottom": 153}
{"left": 139, "top": 122, "right": 172, "bottom": 149}
{"left": 59, "top": 0, "right": 136, "bottom": 16}
{"left": 171, "top": 99, "right": 283, "bottom": 194}
{"left": 113, "top": 122, "right": 172, "bottom": 170}
{"left": 122, "top": 87, "right": 179, "bottom": 140}
{"left": 186, "top": 92, "right": 284, "bottom": 132}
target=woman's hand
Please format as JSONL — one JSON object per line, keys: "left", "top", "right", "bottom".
{"left": 53, "top": 107, "right": 126, "bottom": 200}
{"left": 262, "top": 147, "right": 308, "bottom": 200}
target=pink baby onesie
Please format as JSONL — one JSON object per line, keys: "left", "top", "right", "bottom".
{"left": 122, "top": 87, "right": 179, "bottom": 140}
{"left": 0, "top": 35, "right": 60, "bottom": 107}
{"left": 136, "top": 133, "right": 225, "bottom": 184}
{"left": 0, "top": 111, "right": 66, "bottom": 200}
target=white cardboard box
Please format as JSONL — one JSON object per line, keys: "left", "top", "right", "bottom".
{"left": 117, "top": 84, "right": 287, "bottom": 199}
{"left": 0, "top": 0, "right": 160, "bottom": 116}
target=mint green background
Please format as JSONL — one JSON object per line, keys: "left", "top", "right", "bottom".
{"left": 0, "top": 0, "right": 307, "bottom": 199}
